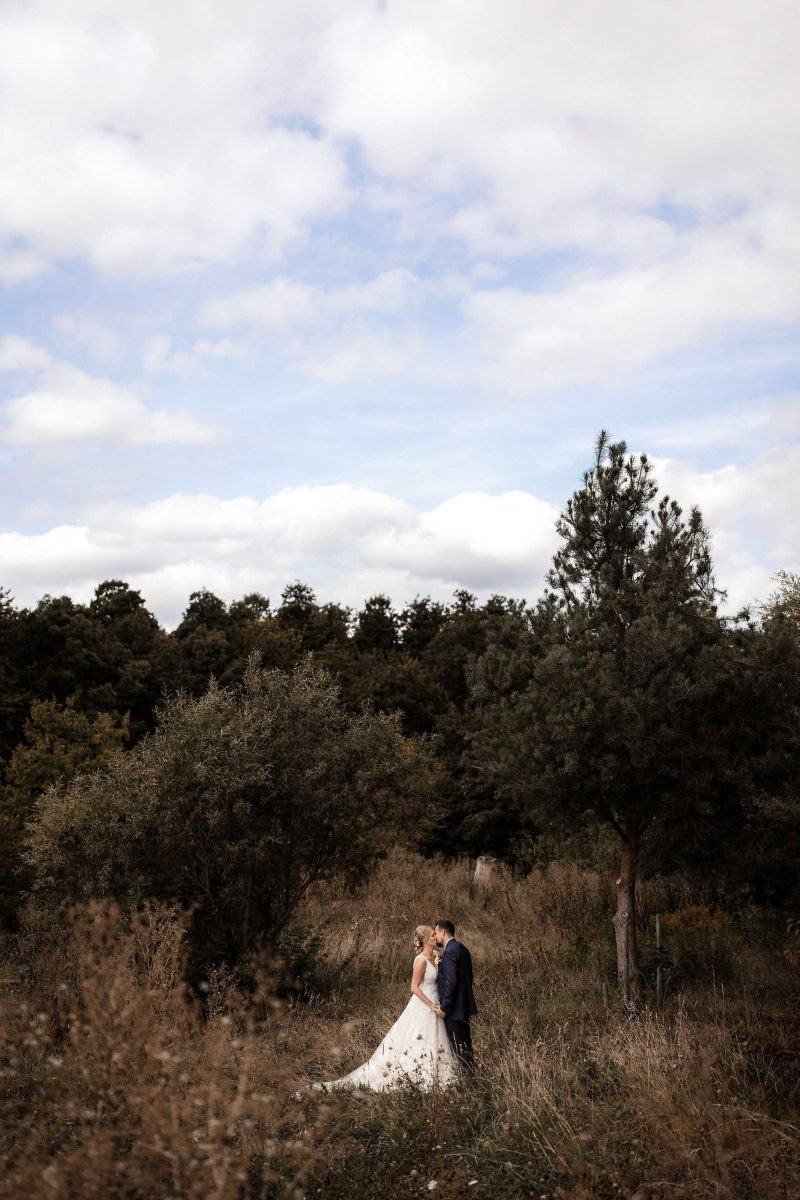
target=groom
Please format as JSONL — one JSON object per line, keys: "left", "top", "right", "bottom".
{"left": 433, "top": 919, "right": 477, "bottom": 1076}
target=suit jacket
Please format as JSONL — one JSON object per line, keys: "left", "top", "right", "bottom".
{"left": 437, "top": 938, "right": 477, "bottom": 1022}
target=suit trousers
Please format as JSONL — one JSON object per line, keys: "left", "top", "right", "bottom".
{"left": 444, "top": 1017, "right": 475, "bottom": 1076}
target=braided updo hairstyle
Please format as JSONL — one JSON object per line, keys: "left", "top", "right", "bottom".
{"left": 413, "top": 924, "right": 433, "bottom": 954}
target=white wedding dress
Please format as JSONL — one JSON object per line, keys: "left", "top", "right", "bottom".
{"left": 315, "top": 956, "right": 458, "bottom": 1092}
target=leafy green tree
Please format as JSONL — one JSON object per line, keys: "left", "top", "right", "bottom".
{"left": 228, "top": 592, "right": 272, "bottom": 624}
{"left": 470, "top": 435, "right": 800, "bottom": 1000}
{"left": 172, "top": 589, "right": 234, "bottom": 695}
{"left": 0, "top": 698, "right": 127, "bottom": 926}
{"left": 400, "top": 597, "right": 448, "bottom": 659}
{"left": 16, "top": 594, "right": 117, "bottom": 713}
{"left": 353, "top": 595, "right": 399, "bottom": 656}
{"left": 305, "top": 602, "right": 352, "bottom": 653}
{"left": 88, "top": 580, "right": 173, "bottom": 738}
{"left": 226, "top": 593, "right": 302, "bottom": 681}
{"left": 26, "top": 658, "right": 436, "bottom": 973}
{"left": 275, "top": 582, "right": 352, "bottom": 654}
{"left": 276, "top": 581, "right": 318, "bottom": 638}
{"left": 412, "top": 591, "right": 527, "bottom": 857}
{"left": 0, "top": 588, "right": 28, "bottom": 768}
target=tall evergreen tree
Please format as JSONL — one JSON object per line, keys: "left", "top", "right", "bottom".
{"left": 88, "top": 580, "right": 171, "bottom": 738}
{"left": 173, "top": 589, "right": 233, "bottom": 695}
{"left": 470, "top": 435, "right": 800, "bottom": 1000}
{"left": 353, "top": 595, "right": 399, "bottom": 656}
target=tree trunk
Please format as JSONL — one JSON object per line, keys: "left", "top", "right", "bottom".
{"left": 473, "top": 854, "right": 496, "bottom": 890}
{"left": 655, "top": 913, "right": 664, "bottom": 1012}
{"left": 612, "top": 839, "right": 640, "bottom": 1005}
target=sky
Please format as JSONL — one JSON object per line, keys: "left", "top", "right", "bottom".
{"left": 1, "top": 0, "right": 799, "bottom": 627}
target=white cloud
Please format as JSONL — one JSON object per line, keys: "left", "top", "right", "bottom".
{"left": 630, "top": 394, "right": 800, "bottom": 454}
{"left": 299, "top": 330, "right": 424, "bottom": 384}
{"left": 0, "top": 483, "right": 561, "bottom": 625}
{"left": 362, "top": 490, "right": 560, "bottom": 588}
{"left": 0, "top": 0, "right": 796, "bottom": 407}
{"left": 202, "top": 269, "right": 420, "bottom": 334}
{"left": 202, "top": 279, "right": 319, "bottom": 335}
{"left": 461, "top": 226, "right": 800, "bottom": 391}
{"left": 0, "top": 247, "right": 49, "bottom": 283}
{"left": 193, "top": 338, "right": 247, "bottom": 361}
{"left": 202, "top": 268, "right": 424, "bottom": 382}
{"left": 0, "top": 1, "right": 797, "bottom": 296}
{"left": 1, "top": 358, "right": 221, "bottom": 446}
{"left": 0, "top": 336, "right": 52, "bottom": 372}
{"left": 141, "top": 334, "right": 195, "bottom": 377}
{"left": 4, "top": 443, "right": 797, "bottom": 625}
{"left": 54, "top": 313, "right": 122, "bottom": 363}
{"left": 317, "top": 1, "right": 800, "bottom": 261}
{"left": 652, "top": 446, "right": 800, "bottom": 612}
{"left": 0, "top": 2, "right": 349, "bottom": 277}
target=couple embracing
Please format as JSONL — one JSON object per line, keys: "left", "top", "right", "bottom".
{"left": 315, "top": 919, "right": 476, "bottom": 1092}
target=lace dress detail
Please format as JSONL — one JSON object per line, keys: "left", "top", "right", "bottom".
{"left": 315, "top": 956, "right": 457, "bottom": 1092}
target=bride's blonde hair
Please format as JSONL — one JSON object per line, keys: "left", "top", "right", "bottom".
{"left": 413, "top": 924, "right": 433, "bottom": 954}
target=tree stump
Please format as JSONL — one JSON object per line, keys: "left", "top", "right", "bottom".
{"left": 473, "top": 854, "right": 496, "bottom": 889}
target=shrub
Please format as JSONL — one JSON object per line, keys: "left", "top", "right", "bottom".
{"left": 25, "top": 657, "right": 436, "bottom": 975}
{"left": 661, "top": 904, "right": 737, "bottom": 981}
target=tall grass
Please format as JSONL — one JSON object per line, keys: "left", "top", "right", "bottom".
{"left": 2, "top": 851, "right": 798, "bottom": 1198}
{"left": 0, "top": 904, "right": 335, "bottom": 1199}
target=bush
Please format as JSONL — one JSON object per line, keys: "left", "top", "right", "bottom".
{"left": 25, "top": 657, "right": 435, "bottom": 975}
{"left": 661, "top": 904, "right": 737, "bottom": 982}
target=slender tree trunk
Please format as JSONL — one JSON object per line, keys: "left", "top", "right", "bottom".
{"left": 612, "top": 838, "right": 640, "bottom": 1005}
{"left": 655, "top": 913, "right": 664, "bottom": 1012}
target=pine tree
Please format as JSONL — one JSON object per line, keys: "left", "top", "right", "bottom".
{"left": 470, "top": 435, "right": 800, "bottom": 1001}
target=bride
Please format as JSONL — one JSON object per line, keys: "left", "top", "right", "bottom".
{"left": 314, "top": 925, "right": 458, "bottom": 1092}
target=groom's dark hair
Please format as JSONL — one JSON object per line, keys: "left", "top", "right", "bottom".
{"left": 435, "top": 919, "right": 455, "bottom": 936}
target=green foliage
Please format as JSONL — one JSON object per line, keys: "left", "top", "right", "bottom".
{"left": 4, "top": 698, "right": 128, "bottom": 810}
{"left": 469, "top": 435, "right": 800, "bottom": 877}
{"left": 0, "top": 587, "right": 28, "bottom": 766}
{"left": 659, "top": 905, "right": 738, "bottom": 982}
{"left": 275, "top": 917, "right": 361, "bottom": 999}
{"left": 1, "top": 448, "right": 799, "bottom": 924}
{"left": 0, "top": 698, "right": 127, "bottom": 926}
{"left": 764, "top": 570, "right": 800, "bottom": 627}
{"left": 25, "top": 657, "right": 436, "bottom": 973}
{"left": 353, "top": 594, "right": 399, "bottom": 656}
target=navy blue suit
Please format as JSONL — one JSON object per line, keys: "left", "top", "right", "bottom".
{"left": 437, "top": 938, "right": 476, "bottom": 1074}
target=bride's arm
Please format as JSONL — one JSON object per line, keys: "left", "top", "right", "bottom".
{"left": 410, "top": 957, "right": 437, "bottom": 1010}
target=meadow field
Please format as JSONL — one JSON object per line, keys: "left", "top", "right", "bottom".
{"left": 2, "top": 849, "right": 798, "bottom": 1200}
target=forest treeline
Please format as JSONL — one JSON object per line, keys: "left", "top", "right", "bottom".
{"left": 1, "top": 436, "right": 799, "bottom": 992}
{"left": 0, "top": 574, "right": 530, "bottom": 927}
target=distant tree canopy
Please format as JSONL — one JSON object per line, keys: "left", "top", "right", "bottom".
{"left": 0, "top": 576, "right": 522, "bottom": 928}
{"left": 25, "top": 658, "right": 436, "bottom": 973}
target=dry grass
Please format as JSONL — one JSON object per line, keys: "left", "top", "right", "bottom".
{"left": 290, "top": 851, "right": 800, "bottom": 1198}
{"left": 0, "top": 903, "right": 337, "bottom": 1200}
{"left": 2, "top": 851, "right": 798, "bottom": 1199}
